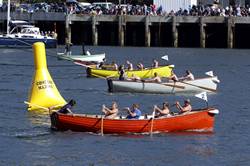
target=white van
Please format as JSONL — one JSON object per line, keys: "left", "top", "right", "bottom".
{"left": 79, "top": 2, "right": 91, "bottom": 7}
{"left": 92, "top": 2, "right": 113, "bottom": 9}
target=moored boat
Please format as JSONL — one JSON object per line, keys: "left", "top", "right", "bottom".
{"left": 86, "top": 65, "right": 174, "bottom": 78}
{"left": 50, "top": 108, "right": 219, "bottom": 134}
{"left": 57, "top": 52, "right": 105, "bottom": 63}
{"left": 107, "top": 76, "right": 220, "bottom": 94}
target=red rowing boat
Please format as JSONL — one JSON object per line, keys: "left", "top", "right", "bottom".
{"left": 50, "top": 108, "right": 219, "bottom": 134}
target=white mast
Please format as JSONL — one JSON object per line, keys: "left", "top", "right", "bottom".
{"left": 7, "top": 0, "right": 11, "bottom": 34}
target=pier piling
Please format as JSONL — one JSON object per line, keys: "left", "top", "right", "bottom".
{"left": 145, "top": 16, "right": 151, "bottom": 47}
{"left": 227, "top": 17, "right": 234, "bottom": 49}
{"left": 200, "top": 17, "right": 206, "bottom": 48}
{"left": 92, "top": 16, "right": 98, "bottom": 46}
{"left": 118, "top": 15, "right": 125, "bottom": 46}
{"left": 172, "top": 16, "right": 178, "bottom": 48}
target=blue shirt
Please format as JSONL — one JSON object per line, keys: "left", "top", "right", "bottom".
{"left": 127, "top": 108, "right": 142, "bottom": 119}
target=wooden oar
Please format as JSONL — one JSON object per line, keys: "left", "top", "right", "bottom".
{"left": 73, "top": 61, "right": 93, "bottom": 68}
{"left": 161, "top": 83, "right": 185, "bottom": 89}
{"left": 24, "top": 101, "right": 49, "bottom": 111}
{"left": 180, "top": 81, "right": 216, "bottom": 92}
{"left": 150, "top": 111, "right": 155, "bottom": 137}
{"left": 24, "top": 101, "right": 64, "bottom": 113}
{"left": 101, "top": 116, "right": 104, "bottom": 136}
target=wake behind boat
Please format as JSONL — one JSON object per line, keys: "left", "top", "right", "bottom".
{"left": 107, "top": 76, "right": 220, "bottom": 94}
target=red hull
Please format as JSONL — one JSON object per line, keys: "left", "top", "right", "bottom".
{"left": 50, "top": 108, "right": 218, "bottom": 134}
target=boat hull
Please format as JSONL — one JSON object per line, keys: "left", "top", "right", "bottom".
{"left": 57, "top": 53, "right": 105, "bottom": 62}
{"left": 108, "top": 76, "right": 219, "bottom": 93}
{"left": 50, "top": 108, "right": 218, "bottom": 134}
{"left": 0, "top": 36, "right": 57, "bottom": 48}
{"left": 87, "top": 65, "right": 174, "bottom": 78}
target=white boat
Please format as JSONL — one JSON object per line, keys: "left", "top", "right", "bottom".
{"left": 0, "top": 21, "right": 57, "bottom": 48}
{"left": 57, "top": 52, "right": 106, "bottom": 63}
{"left": 0, "top": 1, "right": 57, "bottom": 48}
{"left": 107, "top": 76, "right": 220, "bottom": 94}
{"left": 0, "top": 20, "right": 57, "bottom": 48}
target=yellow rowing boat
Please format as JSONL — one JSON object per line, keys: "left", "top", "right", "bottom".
{"left": 86, "top": 65, "right": 174, "bottom": 78}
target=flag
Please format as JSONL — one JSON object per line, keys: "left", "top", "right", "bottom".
{"left": 205, "top": 71, "right": 214, "bottom": 77}
{"left": 161, "top": 55, "right": 168, "bottom": 61}
{"left": 212, "top": 77, "right": 220, "bottom": 83}
{"left": 195, "top": 92, "right": 208, "bottom": 102}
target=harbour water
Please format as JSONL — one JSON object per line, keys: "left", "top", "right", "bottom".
{"left": 0, "top": 46, "right": 250, "bottom": 165}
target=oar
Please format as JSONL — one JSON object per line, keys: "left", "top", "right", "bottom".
{"left": 101, "top": 115, "right": 104, "bottom": 136}
{"left": 73, "top": 61, "right": 93, "bottom": 68}
{"left": 150, "top": 110, "right": 155, "bottom": 137}
{"left": 24, "top": 101, "right": 64, "bottom": 113}
{"left": 161, "top": 83, "right": 185, "bottom": 89}
{"left": 91, "top": 73, "right": 117, "bottom": 79}
{"left": 180, "top": 81, "right": 216, "bottom": 92}
{"left": 24, "top": 101, "right": 49, "bottom": 111}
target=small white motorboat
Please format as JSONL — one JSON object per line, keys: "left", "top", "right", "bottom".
{"left": 57, "top": 52, "right": 105, "bottom": 63}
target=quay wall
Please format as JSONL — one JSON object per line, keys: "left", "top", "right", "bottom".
{"left": 1, "top": 12, "right": 250, "bottom": 48}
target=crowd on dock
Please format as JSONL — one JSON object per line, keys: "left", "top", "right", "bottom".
{"left": 1, "top": 2, "right": 250, "bottom": 17}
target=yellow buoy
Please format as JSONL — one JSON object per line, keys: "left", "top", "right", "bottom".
{"left": 27, "top": 42, "right": 66, "bottom": 111}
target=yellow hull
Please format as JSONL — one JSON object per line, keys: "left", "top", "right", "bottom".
{"left": 87, "top": 65, "right": 174, "bottom": 78}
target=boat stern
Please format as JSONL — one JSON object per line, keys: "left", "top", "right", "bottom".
{"left": 50, "top": 112, "right": 60, "bottom": 131}
{"left": 107, "top": 79, "right": 114, "bottom": 92}
{"left": 86, "top": 67, "right": 92, "bottom": 77}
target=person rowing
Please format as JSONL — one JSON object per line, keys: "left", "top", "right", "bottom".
{"left": 102, "top": 101, "right": 119, "bottom": 119}
{"left": 175, "top": 99, "right": 192, "bottom": 114}
{"left": 111, "top": 61, "right": 118, "bottom": 70}
{"left": 137, "top": 62, "right": 144, "bottom": 70}
{"left": 179, "top": 70, "right": 194, "bottom": 81}
{"left": 153, "top": 102, "right": 170, "bottom": 118}
{"left": 118, "top": 65, "right": 127, "bottom": 80}
{"left": 50, "top": 99, "right": 76, "bottom": 114}
{"left": 129, "top": 73, "right": 141, "bottom": 81}
{"left": 144, "top": 72, "right": 161, "bottom": 83}
{"left": 152, "top": 59, "right": 159, "bottom": 68}
{"left": 168, "top": 70, "right": 178, "bottom": 82}
{"left": 125, "top": 103, "right": 142, "bottom": 119}
{"left": 126, "top": 60, "right": 133, "bottom": 71}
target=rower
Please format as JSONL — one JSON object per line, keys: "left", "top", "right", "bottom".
{"left": 137, "top": 62, "right": 144, "bottom": 70}
{"left": 126, "top": 60, "right": 133, "bottom": 71}
{"left": 152, "top": 59, "right": 159, "bottom": 68}
{"left": 168, "top": 70, "right": 178, "bottom": 82}
{"left": 125, "top": 104, "right": 142, "bottom": 119}
{"left": 130, "top": 73, "right": 141, "bottom": 81}
{"left": 55, "top": 99, "right": 76, "bottom": 114}
{"left": 175, "top": 99, "right": 192, "bottom": 114}
{"left": 101, "top": 101, "right": 119, "bottom": 119}
{"left": 153, "top": 102, "right": 170, "bottom": 118}
{"left": 179, "top": 70, "right": 194, "bottom": 81}
{"left": 118, "top": 65, "right": 127, "bottom": 80}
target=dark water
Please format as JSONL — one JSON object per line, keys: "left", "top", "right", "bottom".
{"left": 0, "top": 46, "right": 250, "bottom": 166}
